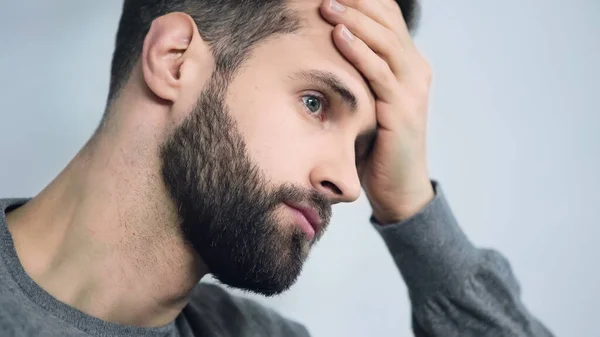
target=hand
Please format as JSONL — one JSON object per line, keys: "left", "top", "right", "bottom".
{"left": 320, "top": 0, "right": 434, "bottom": 224}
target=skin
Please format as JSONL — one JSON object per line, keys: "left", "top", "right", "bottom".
{"left": 5, "top": 0, "right": 433, "bottom": 329}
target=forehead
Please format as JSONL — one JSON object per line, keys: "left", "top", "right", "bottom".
{"left": 288, "top": 0, "right": 371, "bottom": 86}
{"left": 255, "top": 0, "right": 376, "bottom": 111}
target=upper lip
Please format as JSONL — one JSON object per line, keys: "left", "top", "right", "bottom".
{"left": 284, "top": 201, "right": 323, "bottom": 234}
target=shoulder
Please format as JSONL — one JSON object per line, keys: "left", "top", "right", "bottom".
{"left": 183, "top": 282, "right": 310, "bottom": 337}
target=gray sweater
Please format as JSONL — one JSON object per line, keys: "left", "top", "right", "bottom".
{"left": 0, "top": 182, "right": 554, "bottom": 336}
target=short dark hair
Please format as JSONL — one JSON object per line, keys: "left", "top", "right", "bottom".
{"left": 107, "top": 0, "right": 419, "bottom": 103}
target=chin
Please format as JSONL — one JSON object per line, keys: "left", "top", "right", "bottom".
{"left": 197, "top": 228, "right": 310, "bottom": 296}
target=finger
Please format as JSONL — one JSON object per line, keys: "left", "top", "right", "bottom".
{"left": 320, "top": 1, "right": 407, "bottom": 76}
{"left": 333, "top": 24, "right": 398, "bottom": 104}
{"left": 333, "top": 0, "right": 412, "bottom": 45}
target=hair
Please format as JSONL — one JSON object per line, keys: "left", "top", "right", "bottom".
{"left": 107, "top": 0, "right": 420, "bottom": 106}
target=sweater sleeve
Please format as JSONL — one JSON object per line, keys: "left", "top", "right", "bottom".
{"left": 372, "top": 181, "right": 555, "bottom": 337}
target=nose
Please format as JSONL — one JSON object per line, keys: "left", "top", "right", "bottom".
{"left": 309, "top": 148, "right": 362, "bottom": 204}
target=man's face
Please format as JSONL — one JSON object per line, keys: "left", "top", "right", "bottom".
{"left": 160, "top": 1, "right": 377, "bottom": 296}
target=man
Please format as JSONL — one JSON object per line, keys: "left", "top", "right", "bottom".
{"left": 0, "top": 0, "right": 554, "bottom": 336}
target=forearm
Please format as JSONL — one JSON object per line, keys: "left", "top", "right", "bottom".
{"left": 372, "top": 181, "right": 554, "bottom": 337}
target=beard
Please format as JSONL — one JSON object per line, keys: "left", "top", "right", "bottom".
{"left": 159, "top": 74, "right": 332, "bottom": 296}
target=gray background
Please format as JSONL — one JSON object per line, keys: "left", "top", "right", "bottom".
{"left": 1, "top": 0, "right": 598, "bottom": 336}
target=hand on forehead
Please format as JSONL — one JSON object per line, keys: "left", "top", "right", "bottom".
{"left": 293, "top": 0, "right": 415, "bottom": 34}
{"left": 291, "top": 0, "right": 415, "bottom": 88}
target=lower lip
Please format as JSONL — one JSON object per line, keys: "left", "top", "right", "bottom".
{"left": 287, "top": 205, "right": 316, "bottom": 241}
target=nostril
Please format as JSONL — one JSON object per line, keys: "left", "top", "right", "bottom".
{"left": 321, "top": 181, "right": 342, "bottom": 195}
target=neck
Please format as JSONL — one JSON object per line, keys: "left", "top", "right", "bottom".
{"left": 5, "top": 125, "right": 208, "bottom": 328}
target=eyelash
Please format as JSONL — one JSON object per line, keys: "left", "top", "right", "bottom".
{"left": 300, "top": 92, "right": 331, "bottom": 120}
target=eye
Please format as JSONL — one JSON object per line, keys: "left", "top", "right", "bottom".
{"left": 301, "top": 93, "right": 328, "bottom": 118}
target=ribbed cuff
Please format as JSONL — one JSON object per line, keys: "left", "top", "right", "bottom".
{"left": 371, "top": 181, "right": 480, "bottom": 300}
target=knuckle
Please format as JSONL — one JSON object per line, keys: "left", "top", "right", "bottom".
{"left": 342, "top": 0, "right": 360, "bottom": 10}
{"left": 377, "top": 61, "right": 394, "bottom": 82}
{"left": 390, "top": 34, "right": 403, "bottom": 53}
{"left": 377, "top": 33, "right": 399, "bottom": 59}
{"left": 384, "top": 0, "right": 401, "bottom": 15}
{"left": 353, "top": 0, "right": 368, "bottom": 9}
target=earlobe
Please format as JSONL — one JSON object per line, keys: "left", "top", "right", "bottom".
{"left": 141, "top": 12, "right": 196, "bottom": 103}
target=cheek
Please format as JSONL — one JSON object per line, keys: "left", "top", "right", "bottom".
{"left": 230, "top": 99, "right": 321, "bottom": 186}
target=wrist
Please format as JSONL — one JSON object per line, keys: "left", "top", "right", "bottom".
{"left": 372, "top": 181, "right": 435, "bottom": 225}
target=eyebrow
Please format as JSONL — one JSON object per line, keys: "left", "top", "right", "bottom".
{"left": 289, "top": 69, "right": 377, "bottom": 161}
{"left": 288, "top": 69, "right": 359, "bottom": 113}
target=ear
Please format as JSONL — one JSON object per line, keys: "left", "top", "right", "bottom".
{"left": 141, "top": 12, "right": 203, "bottom": 102}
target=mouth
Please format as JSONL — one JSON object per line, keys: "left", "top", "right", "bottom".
{"left": 283, "top": 201, "right": 323, "bottom": 241}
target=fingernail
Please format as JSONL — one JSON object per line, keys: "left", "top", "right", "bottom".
{"left": 341, "top": 25, "right": 354, "bottom": 41}
{"left": 329, "top": 0, "right": 346, "bottom": 12}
